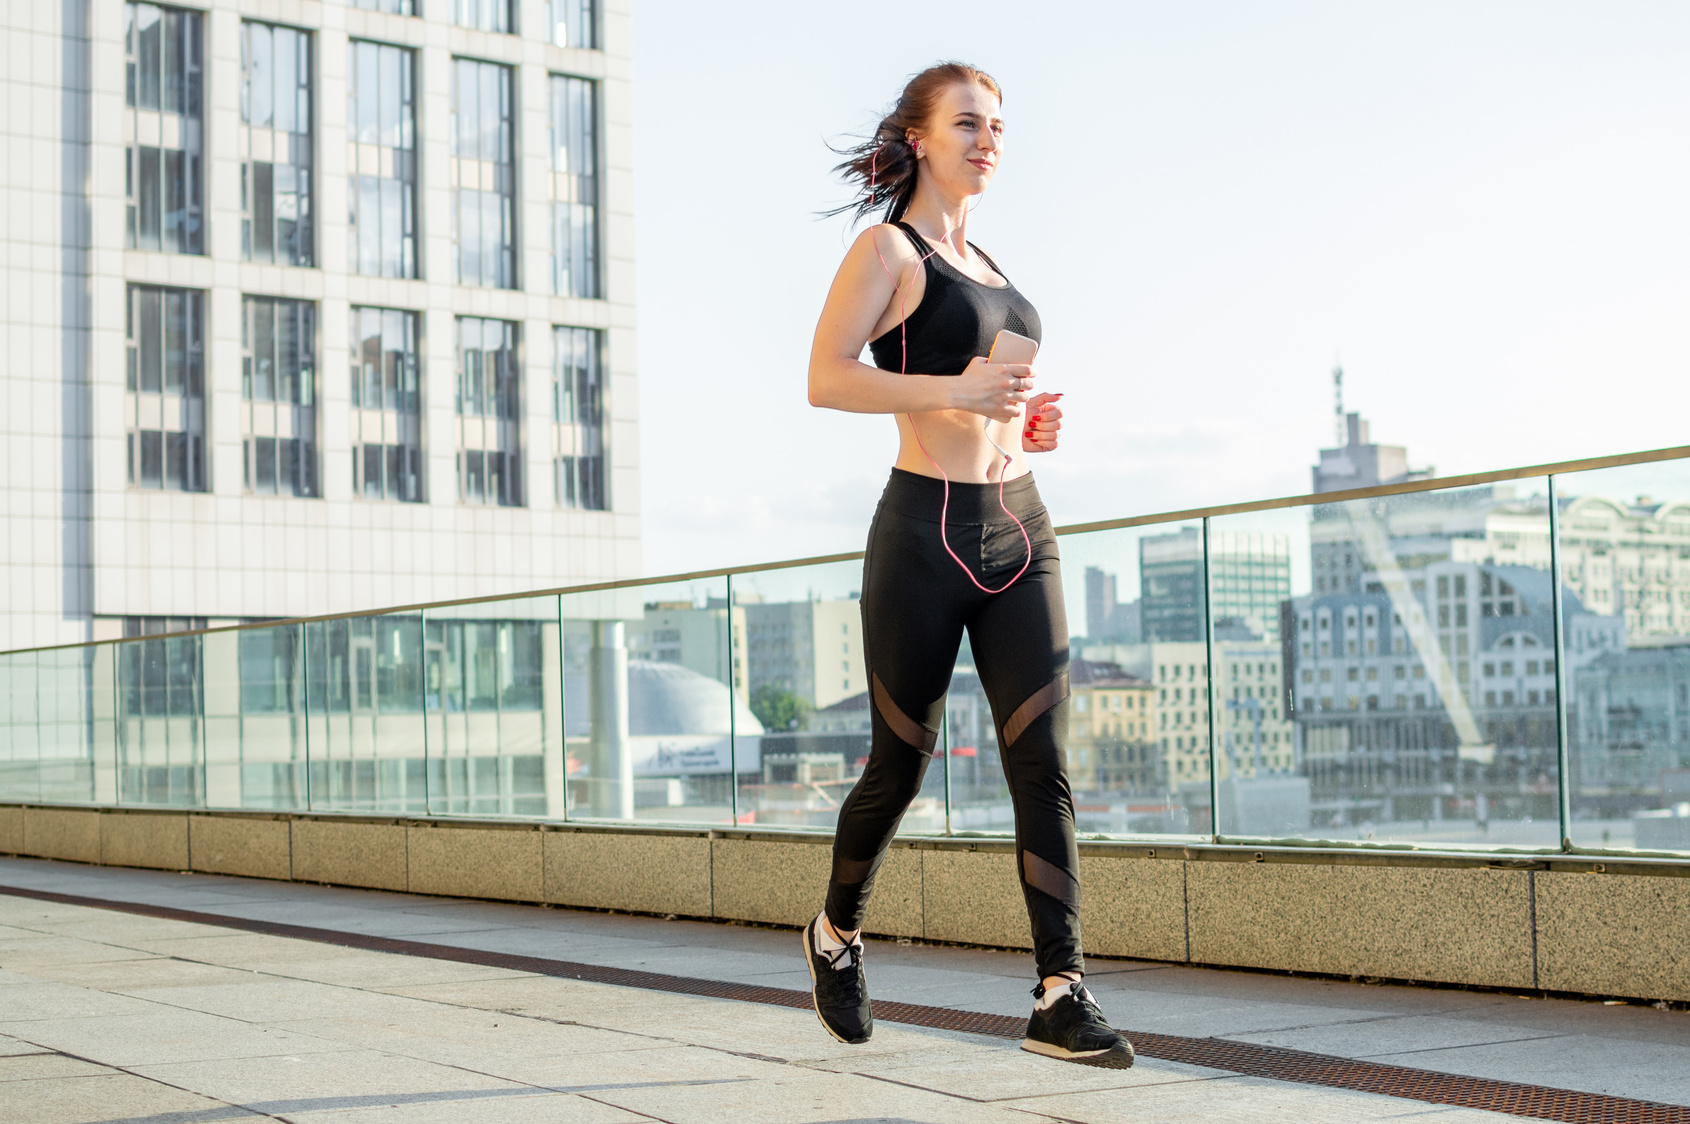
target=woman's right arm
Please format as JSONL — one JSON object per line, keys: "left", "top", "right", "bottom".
{"left": 807, "top": 226, "right": 1031, "bottom": 420}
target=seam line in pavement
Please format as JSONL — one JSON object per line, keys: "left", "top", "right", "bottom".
{"left": 2, "top": 882, "right": 1683, "bottom": 1124}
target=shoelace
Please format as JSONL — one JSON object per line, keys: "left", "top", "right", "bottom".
{"left": 822, "top": 943, "right": 866, "bottom": 1002}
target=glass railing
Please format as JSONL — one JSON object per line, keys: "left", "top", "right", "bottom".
{"left": 5, "top": 444, "right": 1690, "bottom": 858}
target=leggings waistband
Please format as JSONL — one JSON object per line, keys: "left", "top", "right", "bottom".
{"left": 879, "top": 467, "right": 1044, "bottom": 524}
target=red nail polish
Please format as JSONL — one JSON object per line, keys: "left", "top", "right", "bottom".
{"left": 1032, "top": 415, "right": 1041, "bottom": 421}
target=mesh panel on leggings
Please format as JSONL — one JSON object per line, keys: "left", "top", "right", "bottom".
{"left": 1021, "top": 849, "right": 1078, "bottom": 906}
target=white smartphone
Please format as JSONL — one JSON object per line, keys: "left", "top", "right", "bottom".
{"left": 987, "top": 329, "right": 1039, "bottom": 365}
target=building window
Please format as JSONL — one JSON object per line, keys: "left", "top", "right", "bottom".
{"left": 351, "top": 308, "right": 423, "bottom": 502}
{"left": 457, "top": 317, "right": 522, "bottom": 506}
{"left": 126, "top": 286, "right": 206, "bottom": 492}
{"left": 351, "top": 0, "right": 414, "bottom": 12}
{"left": 125, "top": 3, "right": 203, "bottom": 254}
{"left": 348, "top": 40, "right": 417, "bottom": 278}
{"left": 452, "top": 59, "right": 516, "bottom": 288}
{"left": 553, "top": 326, "right": 606, "bottom": 509}
{"left": 240, "top": 22, "right": 314, "bottom": 266}
{"left": 546, "top": 0, "right": 599, "bottom": 48}
{"left": 454, "top": 0, "right": 512, "bottom": 32}
{"left": 242, "top": 297, "right": 319, "bottom": 497}
{"left": 550, "top": 75, "right": 601, "bottom": 297}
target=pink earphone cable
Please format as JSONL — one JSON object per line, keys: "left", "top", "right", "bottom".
{"left": 868, "top": 141, "right": 1032, "bottom": 595}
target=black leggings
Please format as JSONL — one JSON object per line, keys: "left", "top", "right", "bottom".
{"left": 825, "top": 468, "right": 1083, "bottom": 980}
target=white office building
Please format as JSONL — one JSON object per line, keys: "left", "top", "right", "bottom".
{"left": 1, "top": 0, "right": 640, "bottom": 652}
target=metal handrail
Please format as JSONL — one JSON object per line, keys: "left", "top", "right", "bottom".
{"left": 5, "top": 441, "right": 1687, "bottom": 657}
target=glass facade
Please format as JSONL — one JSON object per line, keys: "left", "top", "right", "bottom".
{"left": 350, "top": 307, "right": 423, "bottom": 502}
{"left": 452, "top": 59, "right": 516, "bottom": 289}
{"left": 240, "top": 22, "right": 314, "bottom": 267}
{"left": 547, "top": 0, "right": 599, "bottom": 48}
{"left": 351, "top": 0, "right": 414, "bottom": 13}
{"left": 347, "top": 40, "right": 417, "bottom": 279}
{"left": 552, "top": 326, "right": 605, "bottom": 509}
{"left": 549, "top": 75, "right": 600, "bottom": 298}
{"left": 125, "top": 285, "right": 206, "bottom": 493}
{"left": 124, "top": 2, "right": 203, "bottom": 254}
{"left": 456, "top": 317, "right": 522, "bottom": 506}
{"left": 241, "top": 296, "right": 319, "bottom": 498}
{"left": 453, "top": 0, "right": 512, "bottom": 33}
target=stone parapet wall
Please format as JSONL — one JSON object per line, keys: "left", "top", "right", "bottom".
{"left": 2, "top": 803, "right": 1686, "bottom": 1002}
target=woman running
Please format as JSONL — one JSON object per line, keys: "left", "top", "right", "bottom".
{"left": 800, "top": 61, "right": 1134, "bottom": 1068}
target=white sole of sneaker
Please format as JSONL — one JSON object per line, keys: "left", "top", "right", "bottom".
{"left": 1020, "top": 1037, "right": 1136, "bottom": 1068}
{"left": 801, "top": 921, "right": 868, "bottom": 1045}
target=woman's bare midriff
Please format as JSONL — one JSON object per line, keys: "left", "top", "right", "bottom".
{"left": 893, "top": 408, "right": 1029, "bottom": 483}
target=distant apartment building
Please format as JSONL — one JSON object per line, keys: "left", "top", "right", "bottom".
{"left": 743, "top": 599, "right": 865, "bottom": 711}
{"left": 1140, "top": 528, "right": 1291, "bottom": 643}
{"left": 1, "top": 0, "right": 638, "bottom": 652}
{"left": 1069, "top": 659, "right": 1157, "bottom": 793}
{"left": 627, "top": 600, "right": 747, "bottom": 704}
{"left": 1571, "top": 646, "right": 1690, "bottom": 803}
{"left": 1083, "top": 566, "right": 1140, "bottom": 643}
{"left": 1214, "top": 641, "right": 1292, "bottom": 778}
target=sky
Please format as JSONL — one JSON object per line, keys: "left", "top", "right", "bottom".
{"left": 628, "top": 1, "right": 1690, "bottom": 581}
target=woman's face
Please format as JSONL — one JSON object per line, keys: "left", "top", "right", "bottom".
{"left": 912, "top": 81, "right": 1004, "bottom": 198}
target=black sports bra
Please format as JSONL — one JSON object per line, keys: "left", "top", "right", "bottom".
{"left": 867, "top": 222, "right": 1042, "bottom": 376}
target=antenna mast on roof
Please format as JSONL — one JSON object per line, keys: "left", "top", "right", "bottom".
{"left": 1332, "top": 364, "right": 1345, "bottom": 446}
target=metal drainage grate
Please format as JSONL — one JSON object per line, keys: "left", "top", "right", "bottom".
{"left": 2, "top": 881, "right": 1684, "bottom": 1124}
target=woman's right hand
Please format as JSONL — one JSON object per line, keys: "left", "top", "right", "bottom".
{"left": 951, "top": 356, "right": 1034, "bottom": 422}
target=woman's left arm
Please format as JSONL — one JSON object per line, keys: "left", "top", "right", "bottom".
{"left": 1023, "top": 392, "right": 1063, "bottom": 452}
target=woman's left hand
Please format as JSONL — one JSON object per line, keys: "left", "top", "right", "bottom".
{"left": 1022, "top": 393, "right": 1063, "bottom": 453}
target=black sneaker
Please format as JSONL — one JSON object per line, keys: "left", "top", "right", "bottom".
{"left": 1021, "top": 982, "right": 1135, "bottom": 1067}
{"left": 801, "top": 914, "right": 872, "bottom": 1044}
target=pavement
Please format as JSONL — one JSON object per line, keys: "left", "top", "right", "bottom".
{"left": 0, "top": 853, "right": 1686, "bottom": 1123}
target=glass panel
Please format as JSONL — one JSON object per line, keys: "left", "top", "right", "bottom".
{"left": 116, "top": 625, "right": 206, "bottom": 806}
{"left": 547, "top": 0, "right": 598, "bottom": 48}
{"left": 561, "top": 578, "right": 738, "bottom": 824}
{"left": 305, "top": 612, "right": 425, "bottom": 814}
{"left": 422, "top": 597, "right": 564, "bottom": 818}
{"left": 0, "top": 653, "right": 41, "bottom": 802}
{"left": 1554, "top": 457, "right": 1690, "bottom": 853}
{"left": 1208, "top": 480, "right": 1561, "bottom": 848}
{"left": 126, "top": 3, "right": 203, "bottom": 254}
{"left": 1058, "top": 524, "right": 1212, "bottom": 836}
{"left": 200, "top": 624, "right": 305, "bottom": 810}
{"left": 0, "top": 650, "right": 95, "bottom": 804}
{"left": 729, "top": 561, "right": 896, "bottom": 832}
{"left": 347, "top": 39, "right": 415, "bottom": 278}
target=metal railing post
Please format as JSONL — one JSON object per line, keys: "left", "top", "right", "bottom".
{"left": 1548, "top": 476, "right": 1573, "bottom": 851}
{"left": 1203, "top": 516, "right": 1221, "bottom": 842}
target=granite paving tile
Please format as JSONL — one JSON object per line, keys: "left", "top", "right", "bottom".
{"left": 0, "top": 1071, "right": 264, "bottom": 1123}
{"left": 0, "top": 1007, "right": 347, "bottom": 1066}
{"left": 998, "top": 1074, "right": 1522, "bottom": 1123}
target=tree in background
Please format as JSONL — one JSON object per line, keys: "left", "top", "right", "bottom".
{"left": 751, "top": 684, "right": 811, "bottom": 732}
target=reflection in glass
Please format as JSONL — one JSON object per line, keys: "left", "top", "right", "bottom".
{"left": 0, "top": 650, "right": 99, "bottom": 804}
{"left": 423, "top": 601, "right": 562, "bottom": 817}
{"left": 451, "top": 58, "right": 516, "bottom": 288}
{"left": 1061, "top": 525, "right": 1212, "bottom": 834}
{"left": 240, "top": 22, "right": 313, "bottom": 266}
{"left": 347, "top": 40, "right": 416, "bottom": 278}
{"left": 550, "top": 75, "right": 600, "bottom": 298}
{"left": 553, "top": 326, "right": 605, "bottom": 509}
{"left": 125, "top": 3, "right": 203, "bottom": 253}
{"left": 305, "top": 614, "right": 425, "bottom": 813}
{"left": 547, "top": 0, "right": 598, "bottom": 48}
{"left": 1221, "top": 481, "right": 1562, "bottom": 847}
{"left": 565, "top": 580, "right": 748, "bottom": 824}
{"left": 116, "top": 617, "right": 206, "bottom": 805}
{"left": 126, "top": 285, "right": 206, "bottom": 492}
{"left": 350, "top": 307, "right": 423, "bottom": 502}
{"left": 242, "top": 297, "right": 319, "bottom": 497}
{"left": 457, "top": 317, "right": 522, "bottom": 506}
{"left": 727, "top": 562, "right": 907, "bottom": 831}
{"left": 1555, "top": 461, "right": 1690, "bottom": 851}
